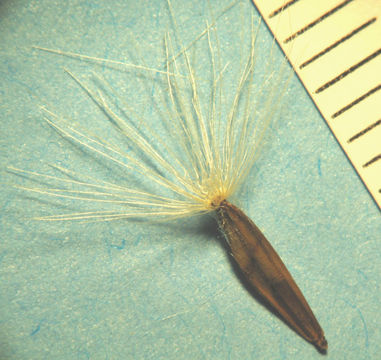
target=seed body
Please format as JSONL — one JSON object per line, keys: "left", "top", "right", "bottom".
{"left": 216, "top": 200, "right": 327, "bottom": 352}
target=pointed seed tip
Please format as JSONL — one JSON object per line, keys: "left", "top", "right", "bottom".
{"left": 315, "top": 336, "right": 328, "bottom": 353}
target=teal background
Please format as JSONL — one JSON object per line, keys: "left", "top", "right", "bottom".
{"left": 1, "top": 0, "right": 380, "bottom": 359}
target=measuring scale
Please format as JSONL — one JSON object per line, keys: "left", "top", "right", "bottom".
{"left": 253, "top": 0, "right": 381, "bottom": 209}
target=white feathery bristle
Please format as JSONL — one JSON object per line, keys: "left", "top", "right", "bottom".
{"left": 12, "top": 1, "right": 289, "bottom": 221}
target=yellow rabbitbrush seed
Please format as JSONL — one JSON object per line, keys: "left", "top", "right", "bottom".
{"left": 11, "top": 0, "right": 327, "bottom": 353}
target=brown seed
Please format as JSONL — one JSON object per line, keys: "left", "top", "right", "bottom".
{"left": 216, "top": 200, "right": 327, "bottom": 353}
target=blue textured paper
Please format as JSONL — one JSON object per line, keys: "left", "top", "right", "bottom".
{"left": 1, "top": 1, "right": 380, "bottom": 359}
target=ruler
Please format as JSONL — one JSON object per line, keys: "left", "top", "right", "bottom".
{"left": 252, "top": 0, "right": 381, "bottom": 209}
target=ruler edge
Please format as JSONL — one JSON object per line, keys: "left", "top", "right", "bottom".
{"left": 251, "top": 0, "right": 381, "bottom": 211}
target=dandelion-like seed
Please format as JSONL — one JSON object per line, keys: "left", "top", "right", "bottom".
{"left": 11, "top": 1, "right": 327, "bottom": 353}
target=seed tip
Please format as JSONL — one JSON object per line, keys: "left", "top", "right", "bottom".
{"left": 315, "top": 336, "right": 328, "bottom": 354}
